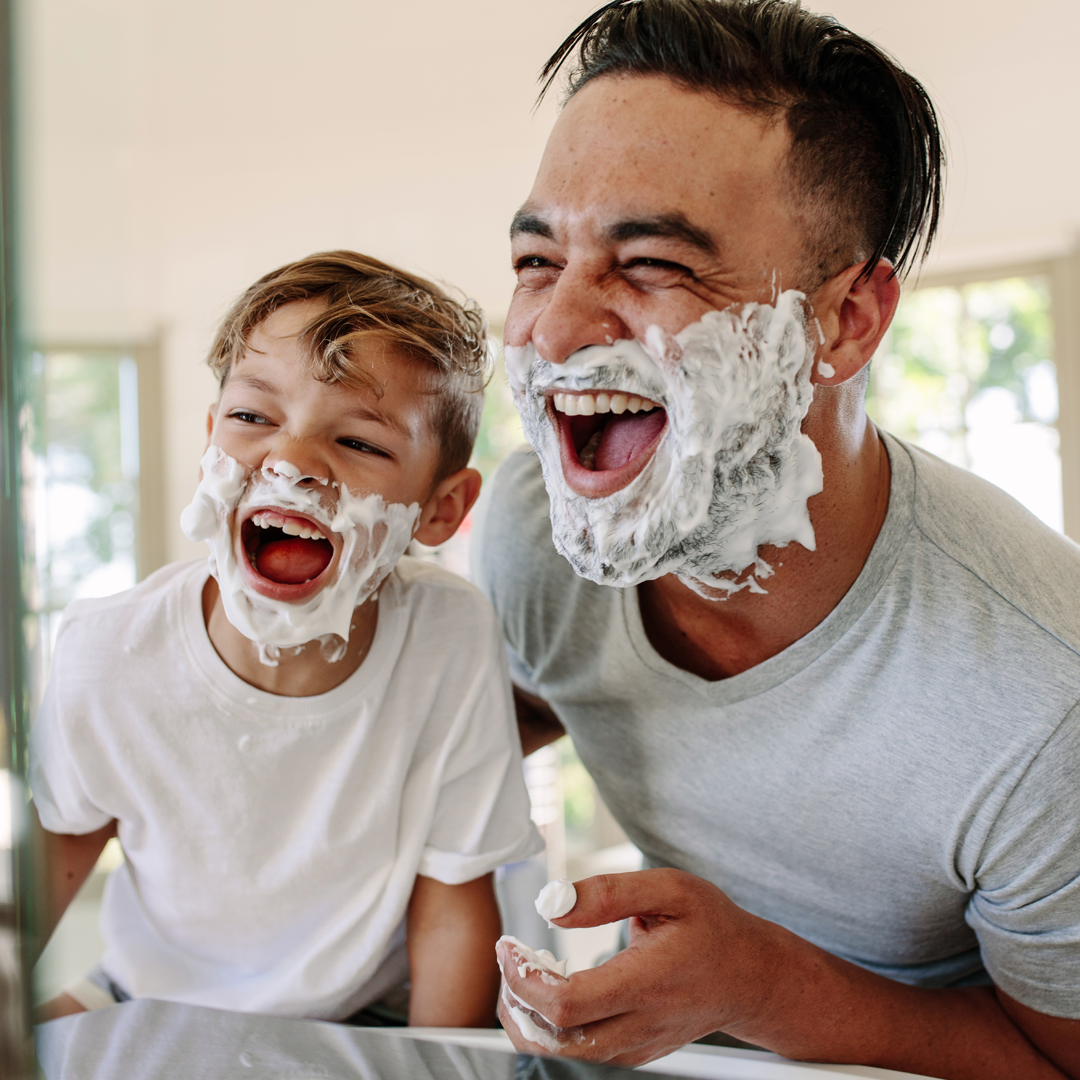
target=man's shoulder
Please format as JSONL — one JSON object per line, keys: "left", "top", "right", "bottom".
{"left": 899, "top": 438, "right": 1080, "bottom": 653}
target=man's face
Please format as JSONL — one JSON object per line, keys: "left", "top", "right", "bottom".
{"left": 207, "top": 299, "right": 442, "bottom": 606}
{"left": 505, "top": 75, "right": 824, "bottom": 594}
{"left": 506, "top": 73, "right": 805, "bottom": 354}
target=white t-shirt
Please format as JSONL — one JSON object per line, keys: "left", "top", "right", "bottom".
{"left": 30, "top": 557, "right": 543, "bottom": 1020}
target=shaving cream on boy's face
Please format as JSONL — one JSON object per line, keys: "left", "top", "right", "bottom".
{"left": 505, "top": 289, "right": 824, "bottom": 598}
{"left": 181, "top": 445, "right": 420, "bottom": 661}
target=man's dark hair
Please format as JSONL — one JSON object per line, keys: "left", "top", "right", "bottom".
{"left": 540, "top": 0, "right": 943, "bottom": 286}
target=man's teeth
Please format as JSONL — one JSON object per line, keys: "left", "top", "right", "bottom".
{"left": 552, "top": 392, "right": 658, "bottom": 416}
{"left": 250, "top": 511, "right": 326, "bottom": 541}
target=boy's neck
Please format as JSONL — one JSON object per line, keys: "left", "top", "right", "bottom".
{"left": 201, "top": 577, "right": 379, "bottom": 697}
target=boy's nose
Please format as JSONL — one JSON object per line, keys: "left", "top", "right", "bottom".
{"left": 262, "top": 440, "right": 330, "bottom": 487}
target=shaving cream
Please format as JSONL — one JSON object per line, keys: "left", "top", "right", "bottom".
{"left": 506, "top": 290, "right": 823, "bottom": 598}
{"left": 181, "top": 445, "right": 419, "bottom": 662}
{"left": 498, "top": 935, "right": 568, "bottom": 981}
{"left": 535, "top": 879, "right": 577, "bottom": 928}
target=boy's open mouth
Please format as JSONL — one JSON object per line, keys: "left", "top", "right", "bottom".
{"left": 241, "top": 509, "right": 335, "bottom": 587}
{"left": 549, "top": 390, "right": 667, "bottom": 498}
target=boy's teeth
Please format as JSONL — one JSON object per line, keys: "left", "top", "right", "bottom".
{"left": 552, "top": 392, "right": 657, "bottom": 416}
{"left": 251, "top": 512, "right": 324, "bottom": 541}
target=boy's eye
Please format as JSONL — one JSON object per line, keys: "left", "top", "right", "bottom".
{"left": 228, "top": 410, "right": 272, "bottom": 425}
{"left": 339, "top": 438, "right": 390, "bottom": 458}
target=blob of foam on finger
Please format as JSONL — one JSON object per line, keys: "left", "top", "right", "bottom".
{"left": 534, "top": 879, "right": 577, "bottom": 929}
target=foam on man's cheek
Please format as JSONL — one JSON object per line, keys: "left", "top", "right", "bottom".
{"left": 509, "top": 289, "right": 825, "bottom": 597}
{"left": 181, "top": 445, "right": 420, "bottom": 663}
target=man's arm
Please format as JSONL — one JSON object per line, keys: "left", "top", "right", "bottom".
{"left": 406, "top": 872, "right": 502, "bottom": 1028}
{"left": 496, "top": 869, "right": 1079, "bottom": 1079}
{"left": 513, "top": 685, "right": 565, "bottom": 757}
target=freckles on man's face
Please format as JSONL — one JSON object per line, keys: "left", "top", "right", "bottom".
{"left": 505, "top": 74, "right": 809, "bottom": 355}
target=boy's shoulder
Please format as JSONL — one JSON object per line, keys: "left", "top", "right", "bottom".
{"left": 386, "top": 556, "right": 502, "bottom": 644}
{"left": 389, "top": 555, "right": 494, "bottom": 613}
{"left": 56, "top": 559, "right": 205, "bottom": 647}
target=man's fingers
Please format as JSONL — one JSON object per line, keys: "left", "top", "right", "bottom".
{"left": 550, "top": 867, "right": 715, "bottom": 929}
{"left": 498, "top": 983, "right": 684, "bottom": 1068}
{"left": 497, "top": 934, "right": 666, "bottom": 1030}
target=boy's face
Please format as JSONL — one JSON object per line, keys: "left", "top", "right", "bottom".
{"left": 207, "top": 299, "right": 444, "bottom": 604}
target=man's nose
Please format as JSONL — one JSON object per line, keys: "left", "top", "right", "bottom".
{"left": 529, "top": 268, "right": 632, "bottom": 365}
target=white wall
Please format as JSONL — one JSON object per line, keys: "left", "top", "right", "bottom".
{"left": 19, "top": 0, "right": 1080, "bottom": 564}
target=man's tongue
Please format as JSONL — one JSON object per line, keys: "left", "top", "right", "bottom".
{"left": 255, "top": 538, "right": 334, "bottom": 585}
{"left": 586, "top": 410, "right": 667, "bottom": 471}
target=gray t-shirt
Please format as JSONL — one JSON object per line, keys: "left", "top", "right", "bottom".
{"left": 472, "top": 432, "right": 1080, "bottom": 1019}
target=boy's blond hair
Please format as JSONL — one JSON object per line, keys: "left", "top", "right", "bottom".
{"left": 208, "top": 250, "right": 491, "bottom": 476}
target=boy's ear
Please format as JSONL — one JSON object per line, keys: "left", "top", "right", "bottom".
{"left": 413, "top": 467, "right": 482, "bottom": 548}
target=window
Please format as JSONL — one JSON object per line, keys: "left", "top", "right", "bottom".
{"left": 25, "top": 343, "right": 163, "bottom": 704}
{"left": 867, "top": 272, "right": 1062, "bottom": 531}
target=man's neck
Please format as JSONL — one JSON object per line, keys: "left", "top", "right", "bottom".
{"left": 636, "top": 397, "right": 891, "bottom": 681}
{"left": 201, "top": 577, "right": 379, "bottom": 697}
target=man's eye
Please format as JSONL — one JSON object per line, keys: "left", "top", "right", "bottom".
{"left": 623, "top": 257, "right": 693, "bottom": 285}
{"left": 339, "top": 438, "right": 390, "bottom": 458}
{"left": 514, "top": 255, "right": 561, "bottom": 288}
{"left": 229, "top": 411, "right": 270, "bottom": 425}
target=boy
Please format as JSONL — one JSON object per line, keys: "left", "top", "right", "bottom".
{"left": 30, "top": 251, "right": 543, "bottom": 1026}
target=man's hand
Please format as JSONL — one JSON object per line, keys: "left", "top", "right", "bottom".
{"left": 497, "top": 869, "right": 774, "bottom": 1065}
{"left": 495, "top": 869, "right": 1077, "bottom": 1078}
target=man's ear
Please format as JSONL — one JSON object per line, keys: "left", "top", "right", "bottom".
{"left": 413, "top": 467, "right": 483, "bottom": 548}
{"left": 205, "top": 404, "right": 216, "bottom": 448}
{"left": 808, "top": 259, "right": 901, "bottom": 386}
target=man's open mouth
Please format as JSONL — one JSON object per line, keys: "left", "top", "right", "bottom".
{"left": 241, "top": 508, "right": 336, "bottom": 588}
{"left": 549, "top": 390, "right": 667, "bottom": 497}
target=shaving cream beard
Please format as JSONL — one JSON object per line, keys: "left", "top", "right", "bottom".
{"left": 181, "top": 445, "right": 420, "bottom": 659}
{"left": 506, "top": 290, "right": 824, "bottom": 597}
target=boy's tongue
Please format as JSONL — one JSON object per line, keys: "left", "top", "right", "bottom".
{"left": 255, "top": 537, "right": 334, "bottom": 585}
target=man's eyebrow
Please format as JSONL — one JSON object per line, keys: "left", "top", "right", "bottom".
{"left": 510, "top": 206, "right": 555, "bottom": 240}
{"left": 607, "top": 214, "right": 719, "bottom": 257}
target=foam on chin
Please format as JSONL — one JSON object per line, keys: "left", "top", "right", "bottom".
{"left": 506, "top": 290, "right": 824, "bottom": 598}
{"left": 180, "top": 445, "right": 420, "bottom": 663}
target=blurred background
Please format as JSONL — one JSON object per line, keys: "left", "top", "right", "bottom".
{"left": 3, "top": 0, "right": 1079, "bottom": 1034}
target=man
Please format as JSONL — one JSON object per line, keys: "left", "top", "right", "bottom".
{"left": 471, "top": 1, "right": 1080, "bottom": 1076}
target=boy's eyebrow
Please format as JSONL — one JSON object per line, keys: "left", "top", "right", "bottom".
{"left": 230, "top": 373, "right": 281, "bottom": 395}
{"left": 229, "top": 374, "right": 412, "bottom": 439}
{"left": 343, "top": 402, "right": 412, "bottom": 439}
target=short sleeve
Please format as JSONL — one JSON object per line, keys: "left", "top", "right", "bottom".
{"left": 29, "top": 622, "right": 114, "bottom": 836}
{"left": 418, "top": 611, "right": 543, "bottom": 884}
{"left": 966, "top": 700, "right": 1080, "bottom": 1018}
